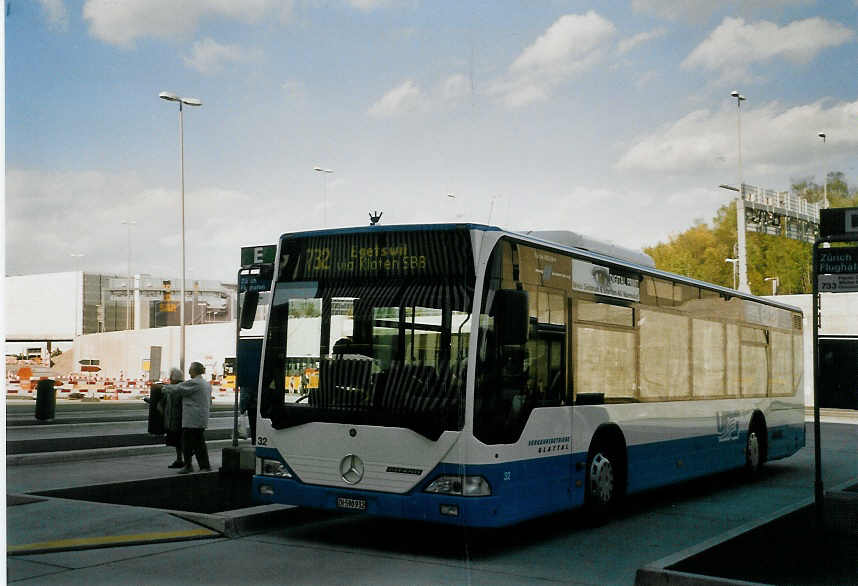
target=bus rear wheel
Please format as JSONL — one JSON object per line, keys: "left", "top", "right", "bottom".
{"left": 585, "top": 440, "right": 624, "bottom": 521}
{"left": 588, "top": 452, "right": 615, "bottom": 505}
{"left": 745, "top": 428, "right": 762, "bottom": 476}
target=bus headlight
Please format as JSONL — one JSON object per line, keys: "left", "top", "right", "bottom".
{"left": 424, "top": 475, "right": 491, "bottom": 496}
{"left": 260, "top": 459, "right": 292, "bottom": 478}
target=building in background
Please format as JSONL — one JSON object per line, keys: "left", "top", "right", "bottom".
{"left": 6, "top": 271, "right": 237, "bottom": 379}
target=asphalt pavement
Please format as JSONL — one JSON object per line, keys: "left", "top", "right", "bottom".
{"left": 5, "top": 405, "right": 858, "bottom": 585}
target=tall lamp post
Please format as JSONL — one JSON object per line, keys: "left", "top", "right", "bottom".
{"left": 121, "top": 220, "right": 136, "bottom": 330}
{"left": 730, "top": 90, "right": 750, "bottom": 293}
{"left": 725, "top": 258, "right": 738, "bottom": 290}
{"left": 314, "top": 167, "right": 334, "bottom": 228}
{"left": 818, "top": 132, "right": 828, "bottom": 208}
{"left": 159, "top": 91, "right": 202, "bottom": 373}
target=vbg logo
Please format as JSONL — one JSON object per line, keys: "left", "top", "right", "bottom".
{"left": 716, "top": 411, "right": 740, "bottom": 442}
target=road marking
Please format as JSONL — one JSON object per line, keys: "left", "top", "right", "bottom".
{"left": 8, "top": 528, "right": 218, "bottom": 555}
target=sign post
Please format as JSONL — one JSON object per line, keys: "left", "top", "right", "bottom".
{"left": 232, "top": 245, "right": 276, "bottom": 448}
{"left": 812, "top": 207, "right": 858, "bottom": 526}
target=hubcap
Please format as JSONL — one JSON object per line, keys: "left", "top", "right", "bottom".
{"left": 589, "top": 453, "right": 614, "bottom": 505}
{"left": 747, "top": 431, "right": 760, "bottom": 469}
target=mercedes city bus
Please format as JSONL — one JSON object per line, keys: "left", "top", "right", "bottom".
{"left": 247, "top": 224, "right": 805, "bottom": 527}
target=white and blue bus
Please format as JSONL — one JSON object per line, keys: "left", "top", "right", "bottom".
{"left": 249, "top": 224, "right": 805, "bottom": 527}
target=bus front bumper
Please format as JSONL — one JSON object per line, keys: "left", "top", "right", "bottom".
{"left": 251, "top": 475, "right": 513, "bottom": 527}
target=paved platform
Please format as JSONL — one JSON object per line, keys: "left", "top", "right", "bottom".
{"left": 6, "top": 418, "right": 858, "bottom": 585}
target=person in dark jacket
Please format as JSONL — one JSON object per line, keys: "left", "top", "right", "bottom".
{"left": 239, "top": 385, "right": 257, "bottom": 445}
{"left": 145, "top": 368, "right": 185, "bottom": 468}
{"left": 162, "top": 368, "right": 185, "bottom": 468}
{"left": 164, "top": 362, "right": 212, "bottom": 474}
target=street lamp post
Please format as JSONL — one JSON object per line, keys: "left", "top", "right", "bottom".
{"left": 159, "top": 91, "right": 202, "bottom": 373}
{"left": 314, "top": 167, "right": 334, "bottom": 228}
{"left": 121, "top": 220, "right": 136, "bottom": 330}
{"left": 730, "top": 90, "right": 750, "bottom": 294}
{"left": 764, "top": 276, "right": 779, "bottom": 296}
{"left": 725, "top": 258, "right": 738, "bottom": 290}
{"left": 818, "top": 132, "right": 828, "bottom": 208}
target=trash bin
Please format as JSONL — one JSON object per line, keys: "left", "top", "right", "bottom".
{"left": 147, "top": 384, "right": 166, "bottom": 435}
{"left": 35, "top": 379, "right": 56, "bottom": 420}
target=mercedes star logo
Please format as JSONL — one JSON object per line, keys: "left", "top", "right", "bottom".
{"left": 339, "top": 454, "right": 365, "bottom": 485}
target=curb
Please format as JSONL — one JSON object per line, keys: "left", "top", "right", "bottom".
{"left": 7, "top": 528, "right": 220, "bottom": 556}
{"left": 6, "top": 438, "right": 249, "bottom": 466}
{"left": 635, "top": 476, "right": 858, "bottom": 586}
{"left": 171, "top": 504, "right": 297, "bottom": 538}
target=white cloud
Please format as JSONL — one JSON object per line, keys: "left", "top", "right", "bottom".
{"left": 617, "top": 27, "right": 666, "bottom": 55}
{"left": 368, "top": 80, "right": 427, "bottom": 118}
{"left": 616, "top": 99, "right": 858, "bottom": 178}
{"left": 4, "top": 169, "right": 271, "bottom": 281}
{"left": 83, "top": 0, "right": 292, "bottom": 47}
{"left": 37, "top": 0, "right": 69, "bottom": 31}
{"left": 682, "top": 17, "right": 854, "bottom": 80}
{"left": 183, "top": 38, "right": 262, "bottom": 74}
{"left": 492, "top": 12, "right": 616, "bottom": 108}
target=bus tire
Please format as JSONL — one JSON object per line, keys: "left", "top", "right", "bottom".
{"left": 585, "top": 433, "right": 626, "bottom": 522}
{"left": 745, "top": 415, "right": 767, "bottom": 477}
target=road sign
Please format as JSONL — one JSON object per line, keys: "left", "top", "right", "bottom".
{"left": 819, "top": 207, "right": 858, "bottom": 239}
{"left": 816, "top": 246, "right": 858, "bottom": 292}
{"left": 816, "top": 246, "right": 858, "bottom": 274}
{"left": 241, "top": 245, "right": 276, "bottom": 267}
{"left": 818, "top": 273, "right": 858, "bottom": 293}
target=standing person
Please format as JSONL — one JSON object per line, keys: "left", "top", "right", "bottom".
{"left": 239, "top": 385, "right": 257, "bottom": 445}
{"left": 162, "top": 368, "right": 185, "bottom": 468}
{"left": 164, "top": 362, "right": 212, "bottom": 474}
{"left": 144, "top": 368, "right": 185, "bottom": 468}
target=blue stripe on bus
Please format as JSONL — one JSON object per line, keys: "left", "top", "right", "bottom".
{"left": 251, "top": 423, "right": 804, "bottom": 528}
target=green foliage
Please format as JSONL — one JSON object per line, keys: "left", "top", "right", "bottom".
{"left": 791, "top": 173, "right": 858, "bottom": 208}
{"left": 647, "top": 172, "right": 856, "bottom": 296}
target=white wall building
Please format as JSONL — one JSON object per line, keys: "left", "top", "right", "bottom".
{"left": 73, "top": 322, "right": 235, "bottom": 380}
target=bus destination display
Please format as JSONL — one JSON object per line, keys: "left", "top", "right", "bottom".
{"left": 280, "top": 229, "right": 472, "bottom": 281}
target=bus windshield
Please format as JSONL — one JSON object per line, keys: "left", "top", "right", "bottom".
{"left": 259, "top": 228, "right": 475, "bottom": 440}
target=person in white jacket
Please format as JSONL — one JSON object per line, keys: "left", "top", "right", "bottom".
{"left": 164, "top": 361, "right": 212, "bottom": 474}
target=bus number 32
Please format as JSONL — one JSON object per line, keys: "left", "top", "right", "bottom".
{"left": 257, "top": 436, "right": 268, "bottom": 446}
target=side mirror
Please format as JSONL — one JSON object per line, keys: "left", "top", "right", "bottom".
{"left": 493, "top": 289, "right": 529, "bottom": 345}
{"left": 239, "top": 290, "right": 259, "bottom": 330}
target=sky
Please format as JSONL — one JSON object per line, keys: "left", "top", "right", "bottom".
{"left": 4, "top": 0, "right": 858, "bottom": 283}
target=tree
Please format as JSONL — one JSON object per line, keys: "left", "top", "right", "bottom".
{"left": 648, "top": 172, "right": 855, "bottom": 295}
{"left": 791, "top": 172, "right": 858, "bottom": 208}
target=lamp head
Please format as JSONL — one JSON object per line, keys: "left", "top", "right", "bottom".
{"left": 159, "top": 92, "right": 202, "bottom": 107}
{"left": 818, "top": 132, "right": 826, "bottom": 140}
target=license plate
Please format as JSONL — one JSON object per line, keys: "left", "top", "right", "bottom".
{"left": 336, "top": 496, "right": 367, "bottom": 511}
